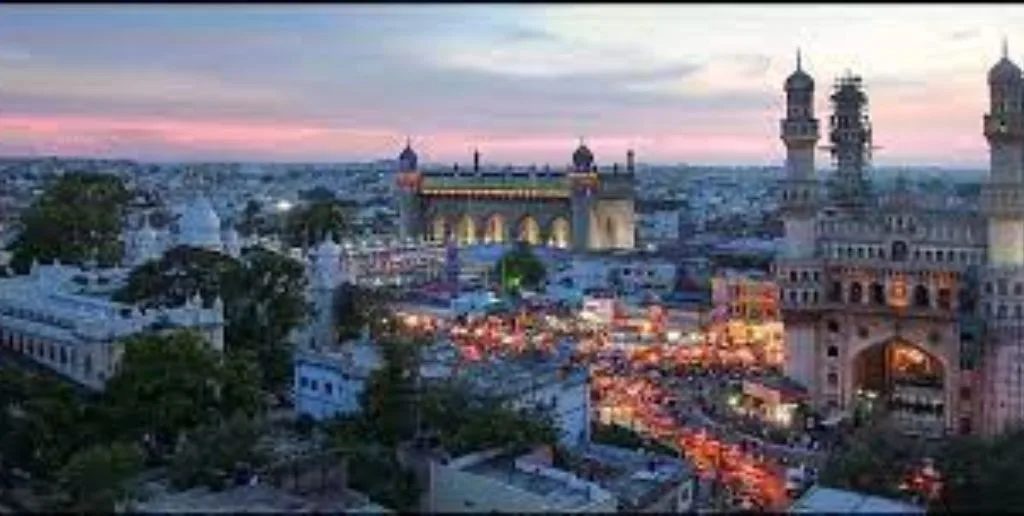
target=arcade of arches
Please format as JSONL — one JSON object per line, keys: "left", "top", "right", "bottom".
{"left": 851, "top": 338, "right": 947, "bottom": 437}
{"left": 430, "top": 214, "right": 572, "bottom": 248}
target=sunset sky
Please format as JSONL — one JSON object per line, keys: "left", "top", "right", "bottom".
{"left": 1, "top": 5, "right": 1023, "bottom": 167}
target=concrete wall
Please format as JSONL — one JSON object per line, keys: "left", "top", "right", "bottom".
{"left": 293, "top": 361, "right": 365, "bottom": 421}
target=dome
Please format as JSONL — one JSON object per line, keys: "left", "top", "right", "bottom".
{"left": 177, "top": 196, "right": 222, "bottom": 249}
{"left": 572, "top": 143, "right": 594, "bottom": 170}
{"left": 989, "top": 57, "right": 1022, "bottom": 85}
{"left": 785, "top": 69, "right": 814, "bottom": 90}
{"left": 398, "top": 140, "right": 418, "bottom": 171}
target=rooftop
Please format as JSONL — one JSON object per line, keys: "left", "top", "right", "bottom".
{"left": 567, "top": 443, "right": 694, "bottom": 510}
{"left": 789, "top": 486, "right": 924, "bottom": 514}
{"left": 131, "top": 483, "right": 389, "bottom": 514}
{"left": 457, "top": 449, "right": 611, "bottom": 511}
{"left": 454, "top": 353, "right": 588, "bottom": 401}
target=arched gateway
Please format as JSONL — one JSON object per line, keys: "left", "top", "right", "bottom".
{"left": 851, "top": 337, "right": 947, "bottom": 437}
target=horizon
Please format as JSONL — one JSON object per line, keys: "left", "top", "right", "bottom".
{"left": 1, "top": 5, "right": 1021, "bottom": 168}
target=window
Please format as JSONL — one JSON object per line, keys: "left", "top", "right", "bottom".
{"left": 311, "top": 380, "right": 319, "bottom": 392}
{"left": 790, "top": 271, "right": 798, "bottom": 282}
{"left": 827, "top": 346, "right": 839, "bottom": 358}
{"left": 913, "top": 285, "right": 930, "bottom": 308}
{"left": 870, "top": 283, "right": 885, "bottom": 305}
{"left": 827, "top": 320, "right": 840, "bottom": 333}
{"left": 849, "top": 282, "right": 863, "bottom": 304}
{"left": 829, "top": 282, "right": 842, "bottom": 302}
{"left": 857, "top": 327, "right": 869, "bottom": 339}
{"left": 300, "top": 377, "right": 309, "bottom": 388}
{"left": 891, "top": 241, "right": 909, "bottom": 261}
{"left": 325, "top": 382, "right": 334, "bottom": 395}
{"left": 827, "top": 373, "right": 839, "bottom": 386}
{"left": 938, "top": 288, "right": 953, "bottom": 310}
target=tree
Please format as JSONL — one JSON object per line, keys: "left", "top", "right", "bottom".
{"left": 114, "top": 246, "right": 309, "bottom": 394}
{"left": 360, "top": 336, "right": 421, "bottom": 446}
{"left": 102, "top": 331, "right": 237, "bottom": 457}
{"left": 56, "top": 442, "right": 143, "bottom": 512}
{"left": 299, "top": 186, "right": 338, "bottom": 204}
{"left": 112, "top": 245, "right": 242, "bottom": 309}
{"left": 334, "top": 284, "right": 395, "bottom": 341}
{"left": 7, "top": 172, "right": 132, "bottom": 273}
{"left": 227, "top": 247, "right": 309, "bottom": 392}
{"left": 236, "top": 200, "right": 266, "bottom": 238}
{"left": 169, "top": 413, "right": 266, "bottom": 491}
{"left": 494, "top": 243, "right": 547, "bottom": 294}
{"left": 819, "top": 421, "right": 928, "bottom": 500}
{"left": 934, "top": 428, "right": 1024, "bottom": 512}
{"left": 283, "top": 199, "right": 354, "bottom": 249}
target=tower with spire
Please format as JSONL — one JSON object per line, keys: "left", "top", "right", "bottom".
{"left": 395, "top": 137, "right": 424, "bottom": 241}
{"left": 779, "top": 48, "right": 821, "bottom": 259}
{"left": 983, "top": 37, "right": 1024, "bottom": 265}
{"left": 825, "top": 69, "right": 875, "bottom": 211}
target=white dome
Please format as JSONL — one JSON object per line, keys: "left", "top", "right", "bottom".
{"left": 178, "top": 196, "right": 223, "bottom": 250}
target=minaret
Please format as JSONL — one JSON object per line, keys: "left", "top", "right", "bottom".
{"left": 779, "top": 49, "right": 821, "bottom": 259}
{"left": 626, "top": 149, "right": 635, "bottom": 174}
{"left": 395, "top": 138, "right": 422, "bottom": 241}
{"left": 309, "top": 234, "right": 343, "bottom": 350}
{"left": 984, "top": 39, "right": 1024, "bottom": 265}
{"left": 473, "top": 148, "right": 481, "bottom": 175}
{"left": 569, "top": 139, "right": 597, "bottom": 251}
{"left": 826, "top": 70, "right": 874, "bottom": 210}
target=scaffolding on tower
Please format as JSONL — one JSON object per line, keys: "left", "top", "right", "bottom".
{"left": 820, "top": 71, "right": 880, "bottom": 210}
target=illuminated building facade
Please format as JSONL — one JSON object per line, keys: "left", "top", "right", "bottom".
{"left": 395, "top": 141, "right": 637, "bottom": 252}
{"left": 771, "top": 50, "right": 1016, "bottom": 437}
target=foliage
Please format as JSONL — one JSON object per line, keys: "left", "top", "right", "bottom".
{"left": 114, "top": 245, "right": 309, "bottom": 393}
{"left": 112, "top": 245, "right": 242, "bottom": 309}
{"left": 360, "top": 337, "right": 421, "bottom": 446}
{"left": 226, "top": 247, "right": 309, "bottom": 391}
{"left": 237, "top": 199, "right": 266, "bottom": 237}
{"left": 333, "top": 284, "right": 395, "bottom": 341}
{"left": 299, "top": 186, "right": 338, "bottom": 204}
{"left": 494, "top": 243, "right": 547, "bottom": 294}
{"left": 56, "top": 442, "right": 143, "bottom": 512}
{"left": 819, "top": 421, "right": 928, "bottom": 499}
{"left": 7, "top": 172, "right": 132, "bottom": 274}
{"left": 283, "top": 199, "right": 354, "bottom": 249}
{"left": 933, "top": 428, "right": 1024, "bottom": 512}
{"left": 102, "top": 331, "right": 250, "bottom": 457}
{"left": 420, "top": 384, "right": 560, "bottom": 457}
{"left": 169, "top": 413, "right": 266, "bottom": 491}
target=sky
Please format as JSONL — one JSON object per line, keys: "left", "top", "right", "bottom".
{"left": 1, "top": 5, "right": 1023, "bottom": 167}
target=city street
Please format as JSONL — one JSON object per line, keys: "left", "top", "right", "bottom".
{"left": 403, "top": 301, "right": 820, "bottom": 511}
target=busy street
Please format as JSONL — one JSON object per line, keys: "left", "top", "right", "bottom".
{"left": 397, "top": 295, "right": 824, "bottom": 512}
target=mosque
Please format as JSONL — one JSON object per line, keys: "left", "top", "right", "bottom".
{"left": 774, "top": 44, "right": 1024, "bottom": 437}
{"left": 394, "top": 141, "right": 637, "bottom": 252}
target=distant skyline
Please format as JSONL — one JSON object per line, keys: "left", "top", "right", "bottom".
{"left": 0, "top": 5, "right": 1022, "bottom": 167}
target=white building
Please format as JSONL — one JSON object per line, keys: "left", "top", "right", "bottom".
{"left": 0, "top": 261, "right": 224, "bottom": 390}
{"left": 292, "top": 338, "right": 380, "bottom": 420}
{"left": 446, "top": 355, "right": 592, "bottom": 448}
{"left": 124, "top": 190, "right": 243, "bottom": 267}
{"left": 554, "top": 254, "right": 677, "bottom": 296}
{"left": 789, "top": 486, "right": 924, "bottom": 514}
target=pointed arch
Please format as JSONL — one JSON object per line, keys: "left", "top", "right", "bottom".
{"left": 484, "top": 213, "right": 507, "bottom": 244}
{"left": 457, "top": 214, "right": 477, "bottom": 246}
{"left": 517, "top": 216, "right": 541, "bottom": 245}
{"left": 548, "top": 217, "right": 571, "bottom": 249}
{"left": 431, "top": 216, "right": 448, "bottom": 243}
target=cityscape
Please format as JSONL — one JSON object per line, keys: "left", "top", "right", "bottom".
{"left": 2, "top": 4, "right": 1024, "bottom": 514}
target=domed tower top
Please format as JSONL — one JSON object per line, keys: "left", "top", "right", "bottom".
{"left": 398, "top": 137, "right": 418, "bottom": 172}
{"left": 572, "top": 138, "right": 595, "bottom": 172}
{"left": 785, "top": 49, "right": 814, "bottom": 91}
{"left": 989, "top": 38, "right": 1022, "bottom": 85}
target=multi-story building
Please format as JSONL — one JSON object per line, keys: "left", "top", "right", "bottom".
{"left": 394, "top": 142, "right": 637, "bottom": 252}
{"left": 0, "top": 262, "right": 224, "bottom": 390}
{"left": 771, "top": 48, "right": 1024, "bottom": 436}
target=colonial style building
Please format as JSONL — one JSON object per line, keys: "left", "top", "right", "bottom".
{"left": 394, "top": 142, "right": 637, "bottom": 252}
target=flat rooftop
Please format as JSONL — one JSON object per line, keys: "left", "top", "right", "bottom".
{"left": 569, "top": 443, "right": 693, "bottom": 510}
{"left": 790, "top": 486, "right": 924, "bottom": 514}
{"left": 455, "top": 354, "right": 588, "bottom": 401}
{"left": 462, "top": 452, "right": 599, "bottom": 511}
{"left": 131, "top": 483, "right": 389, "bottom": 514}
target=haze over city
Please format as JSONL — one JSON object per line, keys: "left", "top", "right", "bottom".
{"left": 1, "top": 4, "right": 1022, "bottom": 166}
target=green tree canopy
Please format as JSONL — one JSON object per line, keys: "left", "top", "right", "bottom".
{"left": 284, "top": 199, "right": 355, "bottom": 249}
{"left": 114, "top": 246, "right": 309, "bottom": 393}
{"left": 7, "top": 172, "right": 132, "bottom": 273}
{"left": 819, "top": 421, "right": 930, "bottom": 500}
{"left": 934, "top": 428, "right": 1024, "bottom": 512}
{"left": 333, "top": 284, "right": 396, "bottom": 341}
{"left": 102, "top": 330, "right": 256, "bottom": 457}
{"left": 169, "top": 412, "right": 267, "bottom": 491}
{"left": 56, "top": 442, "right": 143, "bottom": 512}
{"left": 112, "top": 245, "right": 242, "bottom": 309}
{"left": 494, "top": 243, "right": 547, "bottom": 294}
{"left": 360, "top": 336, "right": 422, "bottom": 446}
